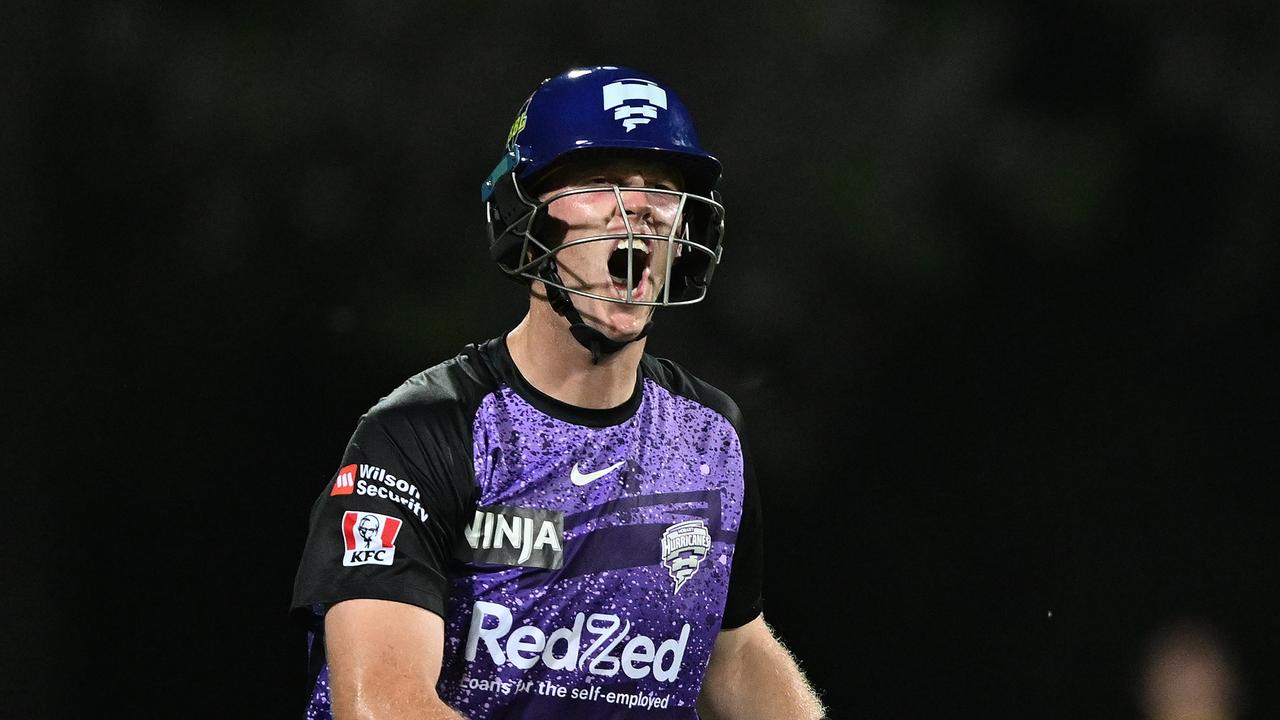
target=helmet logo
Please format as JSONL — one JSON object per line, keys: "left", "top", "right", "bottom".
{"left": 602, "top": 79, "right": 668, "bottom": 133}
{"left": 505, "top": 111, "right": 527, "bottom": 147}
{"left": 505, "top": 95, "right": 532, "bottom": 149}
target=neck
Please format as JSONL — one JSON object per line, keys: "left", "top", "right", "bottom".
{"left": 506, "top": 298, "right": 645, "bottom": 410}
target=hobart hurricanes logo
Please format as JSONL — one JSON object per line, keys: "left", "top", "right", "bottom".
{"left": 660, "top": 520, "right": 711, "bottom": 593}
{"left": 601, "top": 79, "right": 668, "bottom": 133}
{"left": 465, "top": 601, "right": 690, "bottom": 682}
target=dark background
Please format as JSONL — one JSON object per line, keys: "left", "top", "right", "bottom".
{"left": 6, "top": 2, "right": 1278, "bottom": 718}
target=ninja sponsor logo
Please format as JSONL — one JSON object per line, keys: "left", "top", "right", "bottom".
{"left": 461, "top": 505, "right": 564, "bottom": 570}
{"left": 464, "top": 601, "right": 690, "bottom": 682}
{"left": 661, "top": 519, "right": 711, "bottom": 593}
{"left": 341, "top": 511, "right": 403, "bottom": 566}
{"left": 601, "top": 79, "right": 668, "bottom": 133}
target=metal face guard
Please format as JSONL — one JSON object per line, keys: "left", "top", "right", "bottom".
{"left": 491, "top": 176, "right": 725, "bottom": 307}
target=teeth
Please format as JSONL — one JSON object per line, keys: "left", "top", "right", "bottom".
{"left": 619, "top": 238, "right": 649, "bottom": 254}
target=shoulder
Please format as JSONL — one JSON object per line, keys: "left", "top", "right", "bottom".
{"left": 360, "top": 339, "right": 504, "bottom": 435}
{"left": 640, "top": 354, "right": 744, "bottom": 430}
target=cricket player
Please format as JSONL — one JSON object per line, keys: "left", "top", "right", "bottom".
{"left": 292, "top": 65, "right": 824, "bottom": 719}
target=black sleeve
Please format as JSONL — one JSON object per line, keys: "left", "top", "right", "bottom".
{"left": 290, "top": 404, "right": 474, "bottom": 626}
{"left": 721, "top": 427, "right": 764, "bottom": 629}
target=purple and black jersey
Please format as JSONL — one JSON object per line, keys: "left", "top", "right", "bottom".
{"left": 292, "top": 336, "right": 763, "bottom": 718}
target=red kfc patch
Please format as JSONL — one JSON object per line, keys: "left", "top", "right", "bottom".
{"left": 340, "top": 511, "right": 402, "bottom": 566}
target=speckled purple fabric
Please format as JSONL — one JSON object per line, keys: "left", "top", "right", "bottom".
{"left": 305, "top": 663, "right": 331, "bottom": 719}
{"left": 436, "top": 377, "right": 745, "bottom": 718}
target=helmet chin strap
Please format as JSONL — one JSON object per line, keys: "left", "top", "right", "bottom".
{"left": 537, "top": 259, "right": 654, "bottom": 365}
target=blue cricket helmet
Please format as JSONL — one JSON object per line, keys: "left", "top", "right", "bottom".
{"left": 481, "top": 65, "right": 722, "bottom": 201}
{"left": 481, "top": 65, "right": 726, "bottom": 309}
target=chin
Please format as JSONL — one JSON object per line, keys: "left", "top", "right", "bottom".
{"left": 599, "top": 308, "right": 651, "bottom": 341}
{"left": 570, "top": 291, "right": 653, "bottom": 342}
{"left": 602, "top": 322, "right": 646, "bottom": 342}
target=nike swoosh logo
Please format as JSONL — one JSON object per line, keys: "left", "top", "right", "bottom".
{"left": 571, "top": 460, "right": 626, "bottom": 486}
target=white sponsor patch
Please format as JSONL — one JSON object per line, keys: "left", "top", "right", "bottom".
{"left": 462, "top": 505, "right": 564, "bottom": 569}
{"left": 602, "top": 79, "right": 668, "bottom": 132}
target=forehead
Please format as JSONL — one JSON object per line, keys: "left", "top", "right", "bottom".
{"left": 535, "top": 152, "right": 684, "bottom": 191}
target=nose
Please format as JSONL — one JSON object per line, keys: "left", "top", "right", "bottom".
{"left": 607, "top": 187, "right": 657, "bottom": 232}
{"left": 623, "top": 194, "right": 654, "bottom": 225}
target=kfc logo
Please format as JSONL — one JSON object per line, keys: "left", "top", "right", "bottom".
{"left": 331, "top": 464, "right": 357, "bottom": 496}
{"left": 341, "top": 511, "right": 403, "bottom": 567}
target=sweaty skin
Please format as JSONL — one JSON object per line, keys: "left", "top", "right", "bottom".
{"left": 697, "top": 616, "right": 826, "bottom": 720}
{"left": 535, "top": 157, "right": 684, "bottom": 341}
{"left": 327, "top": 600, "right": 465, "bottom": 720}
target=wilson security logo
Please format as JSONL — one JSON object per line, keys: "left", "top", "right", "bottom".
{"left": 465, "top": 601, "right": 690, "bottom": 682}
{"left": 660, "top": 520, "right": 711, "bottom": 593}
{"left": 602, "top": 79, "right": 668, "bottom": 132}
{"left": 461, "top": 505, "right": 564, "bottom": 570}
{"left": 332, "top": 463, "right": 428, "bottom": 522}
{"left": 341, "top": 511, "right": 403, "bottom": 567}
{"left": 330, "top": 464, "right": 357, "bottom": 495}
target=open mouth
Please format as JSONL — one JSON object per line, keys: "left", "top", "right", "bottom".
{"left": 606, "top": 237, "right": 650, "bottom": 300}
